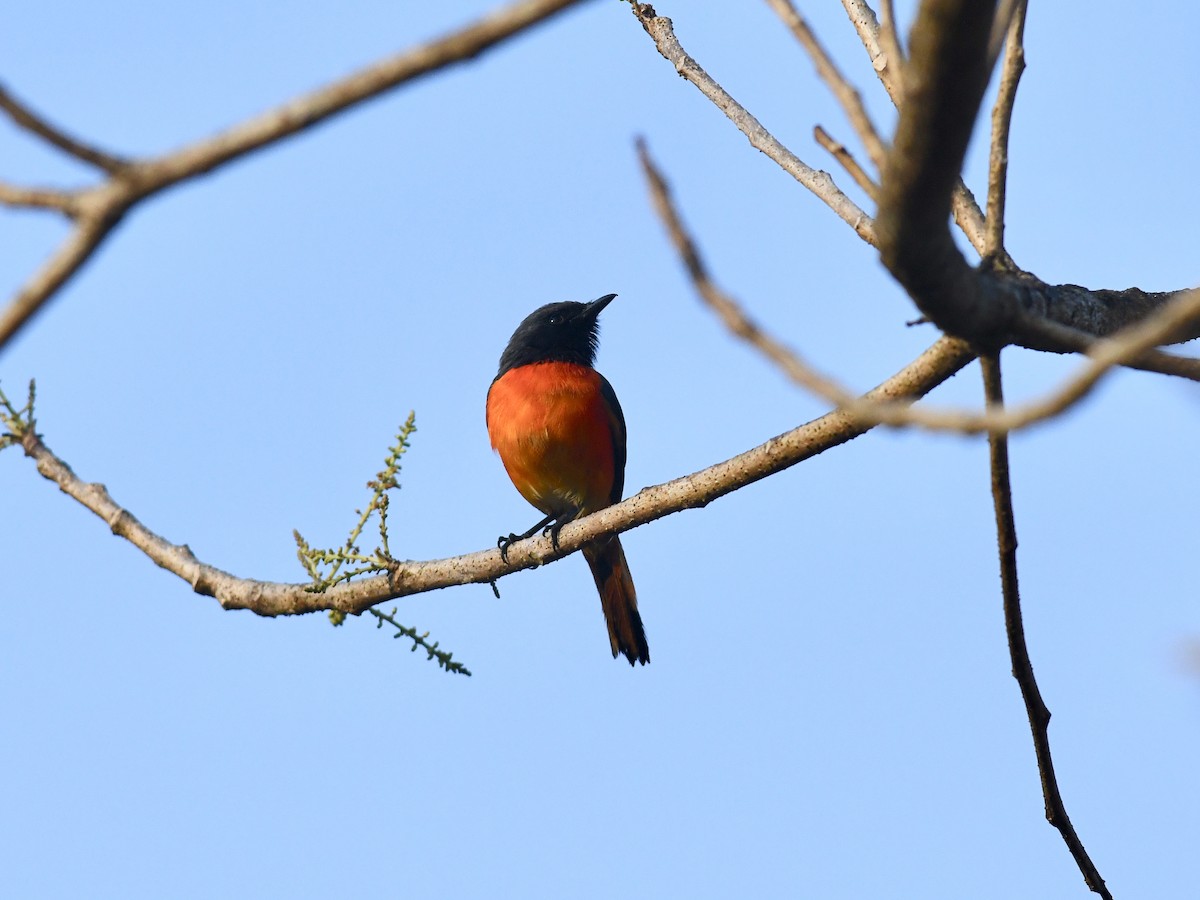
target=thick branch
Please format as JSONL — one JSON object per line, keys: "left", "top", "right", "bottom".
{"left": 876, "top": 0, "right": 1200, "bottom": 351}
{"left": 16, "top": 336, "right": 973, "bottom": 617}
{"left": 981, "top": 354, "right": 1112, "bottom": 899}
{"left": 0, "top": 0, "right": 591, "bottom": 352}
{"left": 639, "top": 139, "right": 1200, "bottom": 437}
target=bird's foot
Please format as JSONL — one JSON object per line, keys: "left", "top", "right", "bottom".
{"left": 497, "top": 533, "right": 523, "bottom": 563}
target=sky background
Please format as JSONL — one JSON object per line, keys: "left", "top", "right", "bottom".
{"left": 2, "top": 2, "right": 1198, "bottom": 897}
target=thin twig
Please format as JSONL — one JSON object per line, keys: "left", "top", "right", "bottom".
{"left": 0, "top": 208, "right": 126, "bottom": 347}
{"left": 839, "top": 0, "right": 988, "bottom": 254}
{"left": 981, "top": 353, "right": 1112, "bottom": 900}
{"left": 813, "top": 125, "right": 878, "bottom": 199}
{"left": 985, "top": 0, "right": 1026, "bottom": 262}
{"left": 0, "top": 83, "right": 130, "bottom": 173}
{"left": 0, "top": 182, "right": 78, "bottom": 215}
{"left": 631, "top": 3, "right": 877, "bottom": 247}
{"left": 986, "top": 0, "right": 1024, "bottom": 70}
{"left": 764, "top": 0, "right": 888, "bottom": 172}
{"left": 878, "top": 0, "right": 906, "bottom": 91}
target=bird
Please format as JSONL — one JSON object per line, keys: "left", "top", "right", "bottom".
{"left": 485, "top": 293, "right": 649, "bottom": 666}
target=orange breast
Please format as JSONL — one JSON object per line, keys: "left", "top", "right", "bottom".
{"left": 486, "top": 362, "right": 617, "bottom": 519}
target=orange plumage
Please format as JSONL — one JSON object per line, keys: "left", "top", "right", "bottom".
{"left": 486, "top": 296, "right": 649, "bottom": 665}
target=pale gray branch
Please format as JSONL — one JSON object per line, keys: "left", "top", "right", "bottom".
{"left": 631, "top": 3, "right": 877, "bottom": 247}
{"left": 985, "top": 0, "right": 1026, "bottom": 262}
{"left": 839, "top": 0, "right": 989, "bottom": 253}
{"left": 764, "top": 0, "right": 888, "bottom": 172}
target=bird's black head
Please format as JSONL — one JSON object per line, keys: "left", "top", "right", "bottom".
{"left": 495, "top": 293, "right": 616, "bottom": 377}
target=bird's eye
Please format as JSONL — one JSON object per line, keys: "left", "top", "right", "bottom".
{"left": 547, "top": 314, "right": 564, "bottom": 325}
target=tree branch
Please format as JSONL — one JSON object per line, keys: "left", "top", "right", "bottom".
{"left": 839, "top": 0, "right": 988, "bottom": 253}
{"left": 639, "top": 138, "right": 1200, "bottom": 436}
{"left": 0, "top": 83, "right": 130, "bottom": 173}
{"left": 630, "top": 3, "right": 877, "bottom": 247}
{"left": 981, "top": 353, "right": 1112, "bottom": 900}
{"left": 0, "top": 0, "right": 593, "bottom": 352}
{"left": 813, "top": 125, "right": 878, "bottom": 199}
{"left": 875, "top": 0, "right": 1200, "bottom": 352}
{"left": 984, "top": 0, "right": 1026, "bottom": 263}
{"left": 765, "top": 0, "right": 888, "bottom": 172}
{"left": 12, "top": 336, "right": 973, "bottom": 617}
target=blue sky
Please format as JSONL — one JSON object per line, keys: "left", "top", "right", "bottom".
{"left": 2, "top": 2, "right": 1198, "bottom": 897}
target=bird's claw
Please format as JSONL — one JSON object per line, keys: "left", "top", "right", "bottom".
{"left": 497, "top": 533, "right": 520, "bottom": 563}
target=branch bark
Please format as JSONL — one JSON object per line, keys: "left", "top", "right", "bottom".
{"left": 14, "top": 336, "right": 973, "bottom": 617}
{"left": 875, "top": 0, "right": 1200, "bottom": 352}
{"left": 631, "top": 3, "right": 877, "bottom": 247}
{"left": 981, "top": 353, "right": 1112, "bottom": 900}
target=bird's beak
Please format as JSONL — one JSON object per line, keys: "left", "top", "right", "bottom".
{"left": 585, "top": 293, "right": 617, "bottom": 318}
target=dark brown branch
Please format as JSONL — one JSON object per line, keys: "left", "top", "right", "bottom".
{"left": 15, "top": 337, "right": 974, "bottom": 617}
{"left": 876, "top": 0, "right": 1200, "bottom": 351}
{"left": 981, "top": 353, "right": 1112, "bottom": 900}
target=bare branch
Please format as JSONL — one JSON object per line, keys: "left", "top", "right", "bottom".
{"left": 813, "top": 125, "right": 878, "bottom": 199}
{"left": 876, "top": 0, "right": 1200, "bottom": 360}
{"left": 0, "top": 83, "right": 130, "bottom": 173}
{"left": 0, "top": 181, "right": 78, "bottom": 214}
{"left": 0, "top": 207, "right": 126, "bottom": 347}
{"left": 985, "top": 0, "right": 1026, "bottom": 262}
{"left": 631, "top": 3, "right": 877, "bottom": 247}
{"left": 840, "top": 0, "right": 988, "bottom": 253}
{"left": 0, "top": 0, "right": 592, "bottom": 353}
{"left": 878, "top": 0, "right": 906, "bottom": 90}
{"left": 639, "top": 139, "right": 1200, "bottom": 435}
{"left": 1015, "top": 314, "right": 1200, "bottom": 382}
{"left": 764, "top": 0, "right": 888, "bottom": 172}
{"left": 13, "top": 337, "right": 974, "bottom": 617}
{"left": 981, "top": 353, "right": 1112, "bottom": 900}
{"left": 840, "top": 0, "right": 902, "bottom": 100}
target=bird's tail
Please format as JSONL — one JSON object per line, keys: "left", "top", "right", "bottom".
{"left": 582, "top": 536, "right": 649, "bottom": 666}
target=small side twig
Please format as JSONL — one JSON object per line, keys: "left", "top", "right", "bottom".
{"left": 839, "top": 0, "right": 988, "bottom": 254}
{"left": 0, "top": 83, "right": 130, "bottom": 174}
{"left": 0, "top": 182, "right": 78, "bottom": 214}
{"left": 813, "top": 125, "right": 878, "bottom": 199}
{"left": 764, "top": 0, "right": 888, "bottom": 172}
{"left": 878, "top": 0, "right": 906, "bottom": 92}
{"left": 981, "top": 353, "right": 1111, "bottom": 900}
